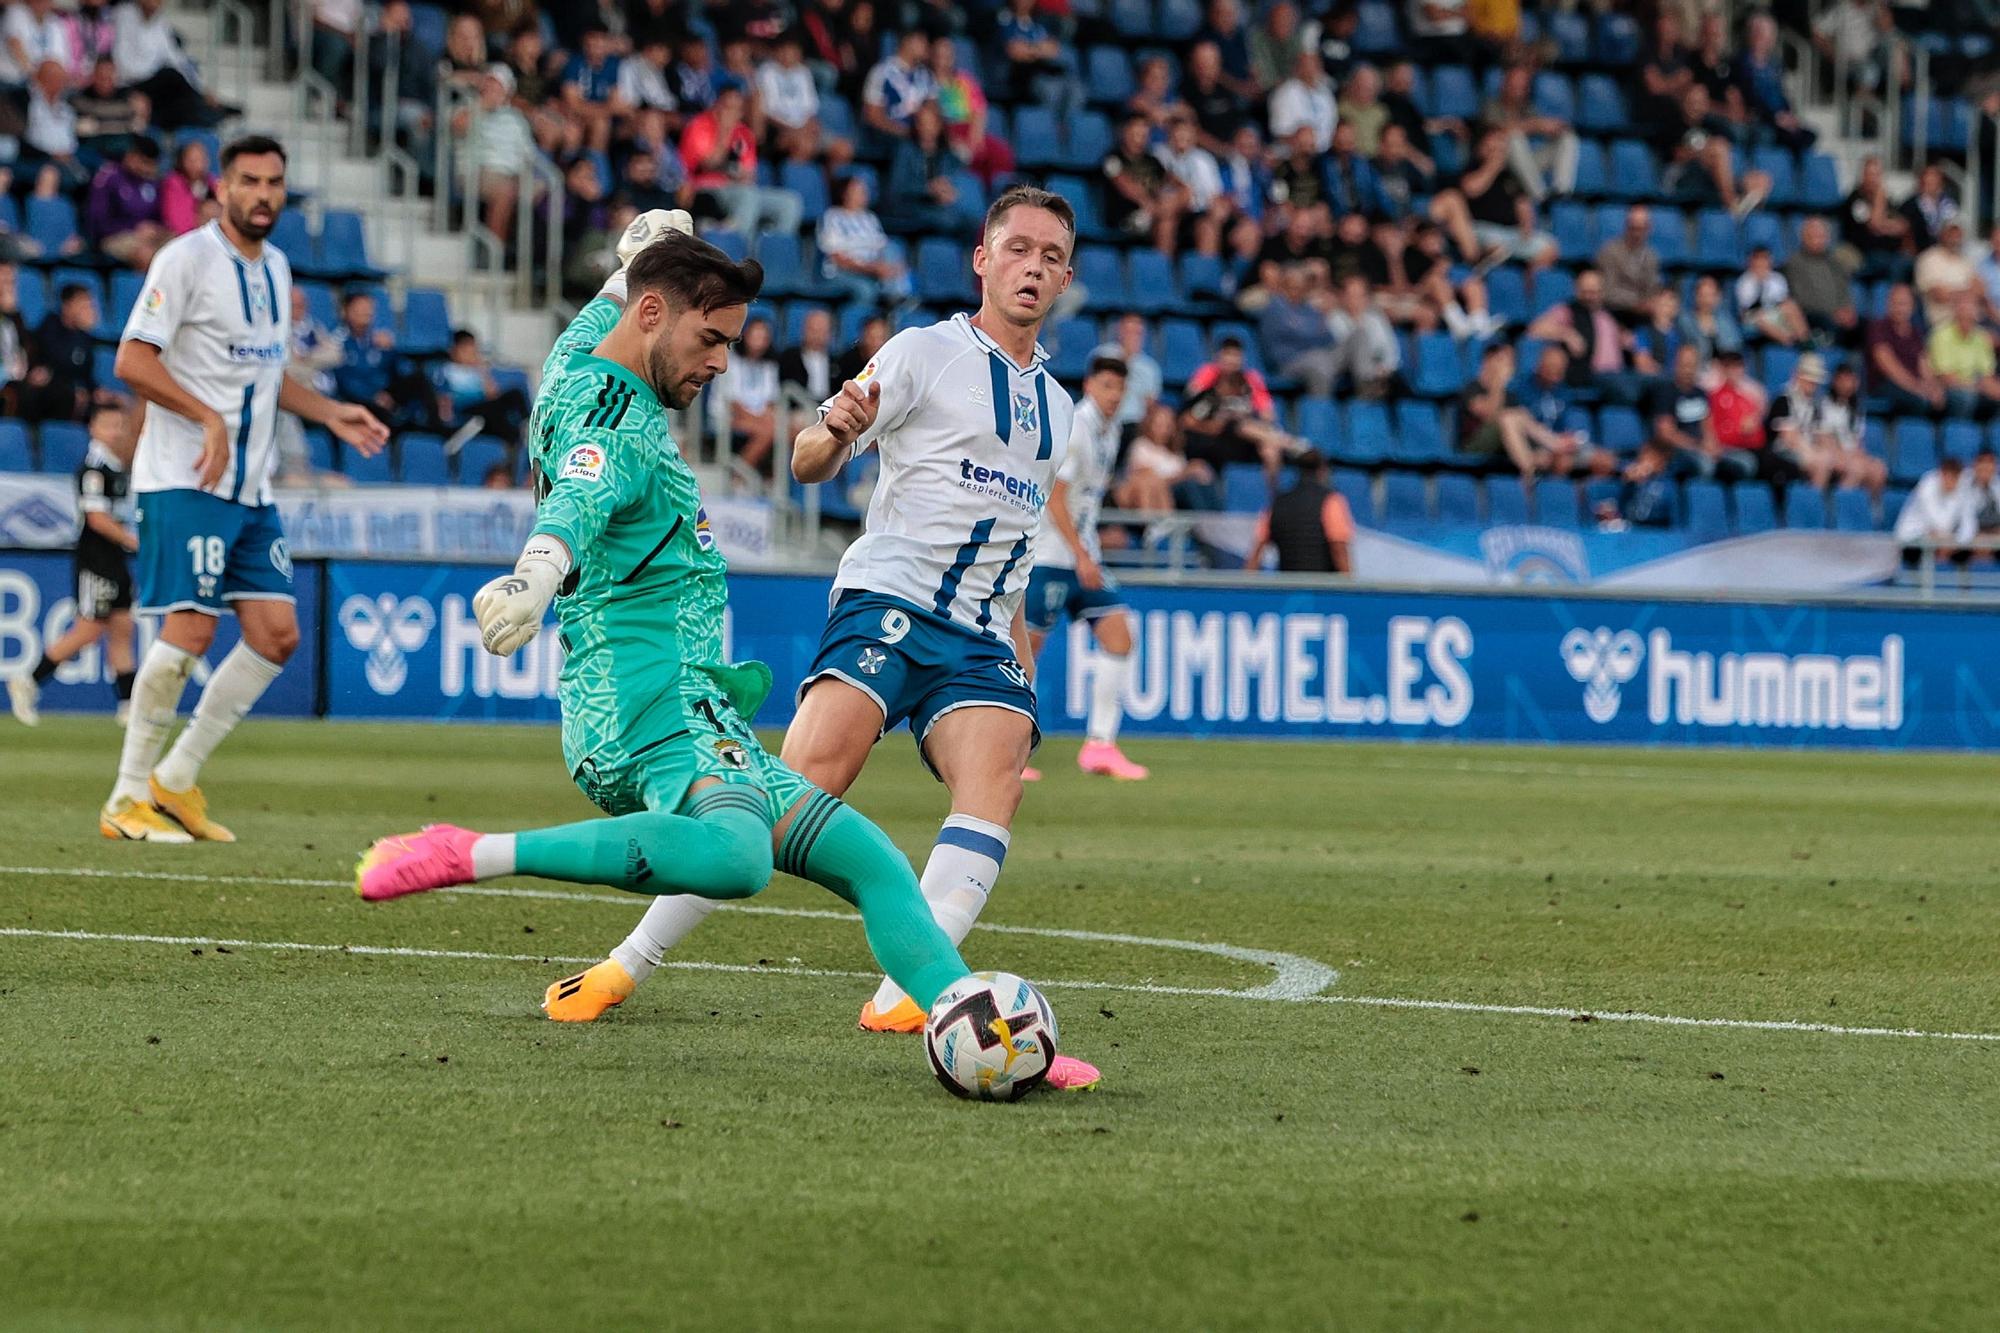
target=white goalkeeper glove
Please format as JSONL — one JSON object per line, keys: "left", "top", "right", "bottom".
{"left": 600, "top": 208, "right": 695, "bottom": 304}
{"left": 472, "top": 534, "right": 571, "bottom": 657}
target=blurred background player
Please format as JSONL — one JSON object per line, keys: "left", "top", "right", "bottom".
{"left": 1020, "top": 353, "right": 1148, "bottom": 782}
{"left": 546, "top": 185, "right": 1101, "bottom": 1091}
{"left": 102, "top": 135, "right": 388, "bottom": 843}
{"left": 7, "top": 401, "right": 141, "bottom": 727}
{"left": 356, "top": 223, "right": 984, "bottom": 1029}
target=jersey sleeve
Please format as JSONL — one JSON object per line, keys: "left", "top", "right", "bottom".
{"left": 121, "top": 243, "right": 193, "bottom": 349}
{"left": 531, "top": 429, "right": 647, "bottom": 559}
{"left": 820, "top": 328, "right": 926, "bottom": 459}
{"left": 540, "top": 296, "right": 621, "bottom": 385}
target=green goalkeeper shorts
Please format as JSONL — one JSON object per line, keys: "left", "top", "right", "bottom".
{"left": 568, "top": 674, "right": 814, "bottom": 824}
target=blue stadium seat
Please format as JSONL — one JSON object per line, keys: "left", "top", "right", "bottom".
{"left": 302, "top": 281, "right": 337, "bottom": 330}
{"left": 1159, "top": 319, "right": 1205, "bottom": 384}
{"left": 26, "top": 196, "right": 75, "bottom": 256}
{"left": 341, "top": 442, "right": 393, "bottom": 484}
{"left": 705, "top": 228, "right": 749, "bottom": 262}
{"left": 1530, "top": 268, "right": 1573, "bottom": 318}
{"left": 1111, "top": 0, "right": 1156, "bottom": 40}
{"left": 399, "top": 288, "right": 452, "bottom": 356}
{"left": 315, "top": 211, "right": 383, "bottom": 279}
{"left": 1693, "top": 210, "right": 1741, "bottom": 270}
{"left": 1059, "top": 113, "right": 1115, "bottom": 172}
{"left": 1296, "top": 396, "right": 1341, "bottom": 454}
{"left": 270, "top": 210, "right": 312, "bottom": 263}
{"left": 1570, "top": 139, "right": 1607, "bottom": 198}
{"left": 1430, "top": 66, "right": 1478, "bottom": 122}
{"left": 1084, "top": 47, "right": 1135, "bottom": 106}
{"left": 1750, "top": 147, "right": 1798, "bottom": 206}
{"left": 1732, "top": 484, "right": 1777, "bottom": 533}
{"left": 105, "top": 270, "right": 145, "bottom": 334}
{"left": 1222, "top": 463, "right": 1270, "bottom": 513}
{"left": 1552, "top": 201, "right": 1594, "bottom": 263}
{"left": 1127, "top": 251, "right": 1176, "bottom": 316}
{"left": 1013, "top": 106, "right": 1061, "bottom": 170}
{"left": 782, "top": 301, "right": 831, "bottom": 347}
{"left": 1354, "top": 1, "right": 1399, "bottom": 54}
{"left": 1158, "top": 0, "right": 1203, "bottom": 41}
{"left": 1941, "top": 418, "right": 1983, "bottom": 460}
{"left": 1596, "top": 12, "right": 1641, "bottom": 64}
{"left": 780, "top": 161, "right": 829, "bottom": 222}
{"left": 1332, "top": 467, "right": 1373, "bottom": 523}
{"left": 1832, "top": 488, "right": 1876, "bottom": 532}
{"left": 1179, "top": 252, "right": 1226, "bottom": 302}
{"left": 1576, "top": 75, "right": 1627, "bottom": 133}
{"left": 1073, "top": 247, "right": 1126, "bottom": 312}
{"left": 756, "top": 231, "right": 806, "bottom": 297}
{"left": 1436, "top": 473, "right": 1479, "bottom": 524}
{"left": 1881, "top": 486, "right": 1908, "bottom": 534}
{"left": 1487, "top": 477, "right": 1530, "bottom": 525}
{"left": 1892, "top": 418, "right": 1938, "bottom": 482}
{"left": 818, "top": 95, "right": 856, "bottom": 141}
{"left": 916, "top": 237, "right": 976, "bottom": 304}
{"left": 1684, "top": 478, "right": 1728, "bottom": 540}
{"left": 1392, "top": 401, "right": 1448, "bottom": 463}
{"left": 452, "top": 436, "right": 505, "bottom": 486}
{"left": 1741, "top": 210, "right": 1787, "bottom": 263}
{"left": 1598, "top": 406, "right": 1643, "bottom": 453}
{"left": 1650, "top": 209, "right": 1691, "bottom": 267}
{"left": 1784, "top": 482, "right": 1827, "bottom": 529}
{"left": 50, "top": 266, "right": 103, "bottom": 311}
{"left": 1046, "top": 318, "right": 1097, "bottom": 380}
{"left": 1484, "top": 266, "right": 1528, "bottom": 325}
{"left": 1532, "top": 72, "right": 1575, "bottom": 123}
{"left": 409, "top": 3, "right": 447, "bottom": 56}
{"left": 39, "top": 422, "right": 87, "bottom": 474}
{"left": 1411, "top": 333, "right": 1466, "bottom": 397}
{"left": 1341, "top": 400, "right": 1392, "bottom": 465}
{"left": 1380, "top": 471, "right": 1428, "bottom": 527}
{"left": 1550, "top": 11, "right": 1591, "bottom": 65}
{"left": 1606, "top": 140, "right": 1659, "bottom": 200}
{"left": 1534, "top": 478, "right": 1581, "bottom": 528}
{"left": 0, "top": 419, "right": 30, "bottom": 471}
{"left": 1763, "top": 345, "right": 1800, "bottom": 390}
{"left": 95, "top": 346, "right": 124, "bottom": 396}
{"left": 398, "top": 434, "right": 450, "bottom": 486}
{"left": 304, "top": 427, "right": 333, "bottom": 473}
{"left": 1584, "top": 477, "right": 1623, "bottom": 522}
{"left": 1801, "top": 153, "right": 1842, "bottom": 209}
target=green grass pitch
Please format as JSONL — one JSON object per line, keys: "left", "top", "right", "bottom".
{"left": 3, "top": 717, "right": 1998, "bottom": 1330}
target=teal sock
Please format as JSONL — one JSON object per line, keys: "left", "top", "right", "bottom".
{"left": 515, "top": 786, "right": 773, "bottom": 899}
{"left": 781, "top": 792, "right": 970, "bottom": 1010}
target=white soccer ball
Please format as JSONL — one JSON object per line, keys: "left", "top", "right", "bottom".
{"left": 924, "top": 971, "right": 1059, "bottom": 1102}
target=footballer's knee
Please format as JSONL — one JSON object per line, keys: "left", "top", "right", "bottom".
{"left": 246, "top": 622, "right": 300, "bottom": 664}
{"left": 161, "top": 610, "right": 217, "bottom": 656}
{"left": 700, "top": 813, "right": 775, "bottom": 898}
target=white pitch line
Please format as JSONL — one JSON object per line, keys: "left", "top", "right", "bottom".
{"left": 1299, "top": 992, "right": 2000, "bottom": 1042}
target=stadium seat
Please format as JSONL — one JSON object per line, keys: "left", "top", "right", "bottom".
{"left": 1575, "top": 75, "right": 1627, "bottom": 133}
{"left": 1750, "top": 148, "right": 1798, "bottom": 206}
{"left": 1484, "top": 266, "right": 1529, "bottom": 325}
{"left": 1342, "top": 400, "right": 1392, "bottom": 465}
{"left": 0, "top": 419, "right": 33, "bottom": 473}
{"left": 94, "top": 346, "right": 123, "bottom": 396}
{"left": 1084, "top": 47, "right": 1135, "bottom": 106}
{"left": 51, "top": 266, "right": 103, "bottom": 311}
{"left": 1732, "top": 484, "right": 1777, "bottom": 533}
{"left": 270, "top": 210, "right": 312, "bottom": 264}
{"left": 1381, "top": 471, "right": 1428, "bottom": 526}
{"left": 1047, "top": 319, "right": 1096, "bottom": 380}
{"left": 1650, "top": 209, "right": 1691, "bottom": 268}
{"left": 1353, "top": 1, "right": 1398, "bottom": 54}
{"left": 1606, "top": 140, "right": 1659, "bottom": 200}
{"left": 1597, "top": 406, "right": 1644, "bottom": 454}
{"left": 1296, "top": 396, "right": 1341, "bottom": 455}
{"left": 1552, "top": 201, "right": 1594, "bottom": 263}
{"left": 1534, "top": 478, "right": 1581, "bottom": 528}
{"left": 705, "top": 228, "right": 749, "bottom": 262}
{"left": 1763, "top": 345, "right": 1800, "bottom": 390}
{"left": 1693, "top": 210, "right": 1741, "bottom": 270}
{"left": 1180, "top": 252, "right": 1226, "bottom": 302}
{"left": 341, "top": 442, "right": 393, "bottom": 484}
{"left": 1158, "top": 0, "right": 1202, "bottom": 39}
{"left": 782, "top": 301, "right": 830, "bottom": 347}
{"left": 916, "top": 237, "right": 977, "bottom": 304}
{"left": 1741, "top": 210, "right": 1787, "bottom": 263}
{"left": 1941, "top": 419, "right": 1983, "bottom": 460}
{"left": 1486, "top": 477, "right": 1530, "bottom": 525}
{"left": 1801, "top": 154, "right": 1843, "bottom": 209}
{"left": 780, "top": 161, "right": 829, "bottom": 222}
{"left": 1436, "top": 473, "right": 1479, "bottom": 524}
{"left": 14, "top": 268, "right": 47, "bottom": 330}
{"left": 1159, "top": 319, "right": 1206, "bottom": 384}
{"left": 1429, "top": 66, "right": 1478, "bottom": 122}
{"left": 1574, "top": 146, "right": 1610, "bottom": 206}
{"left": 1892, "top": 418, "right": 1938, "bottom": 483}
{"left": 1392, "top": 401, "right": 1449, "bottom": 463}
{"left": 1684, "top": 479, "right": 1729, "bottom": 541}
{"left": 1833, "top": 488, "right": 1876, "bottom": 532}
{"left": 1411, "top": 333, "right": 1466, "bottom": 397}
{"left": 409, "top": 2, "right": 447, "bottom": 56}
{"left": 1784, "top": 482, "right": 1828, "bottom": 529}
{"left": 1532, "top": 72, "right": 1575, "bottom": 124}
{"left": 1530, "top": 268, "right": 1574, "bottom": 318}
{"left": 314, "top": 211, "right": 384, "bottom": 279}
{"left": 399, "top": 288, "right": 452, "bottom": 356}
{"left": 1126, "top": 251, "right": 1176, "bottom": 316}
{"left": 1059, "top": 113, "right": 1115, "bottom": 173}
{"left": 38, "top": 422, "right": 86, "bottom": 474}
{"left": 1047, "top": 173, "right": 1110, "bottom": 242}
{"left": 756, "top": 232, "right": 806, "bottom": 297}
{"left": 455, "top": 436, "right": 509, "bottom": 487}
{"left": 398, "top": 434, "right": 450, "bottom": 486}
{"left": 1221, "top": 463, "right": 1270, "bottom": 513}
{"left": 1073, "top": 247, "right": 1127, "bottom": 312}
{"left": 817, "top": 95, "right": 856, "bottom": 141}
{"left": 1111, "top": 0, "right": 1156, "bottom": 42}
{"left": 1549, "top": 11, "right": 1591, "bottom": 64}
{"left": 1332, "top": 467, "right": 1373, "bottom": 523}
{"left": 25, "top": 196, "right": 75, "bottom": 257}
{"left": 104, "top": 269, "right": 145, "bottom": 331}
{"left": 1596, "top": 11, "right": 1641, "bottom": 64}
{"left": 304, "top": 427, "right": 334, "bottom": 472}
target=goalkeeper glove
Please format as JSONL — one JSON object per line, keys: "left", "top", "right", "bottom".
{"left": 600, "top": 208, "right": 695, "bottom": 304}
{"left": 472, "top": 534, "right": 571, "bottom": 657}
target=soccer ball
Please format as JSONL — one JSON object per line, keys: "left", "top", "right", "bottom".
{"left": 924, "top": 971, "right": 1059, "bottom": 1102}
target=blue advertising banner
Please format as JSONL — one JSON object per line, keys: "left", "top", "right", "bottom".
{"left": 0, "top": 550, "right": 318, "bottom": 717}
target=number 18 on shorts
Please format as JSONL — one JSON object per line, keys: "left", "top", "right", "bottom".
{"left": 135, "top": 489, "right": 295, "bottom": 615}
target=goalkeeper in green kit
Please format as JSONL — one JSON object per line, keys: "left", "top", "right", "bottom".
{"left": 355, "top": 216, "right": 973, "bottom": 1016}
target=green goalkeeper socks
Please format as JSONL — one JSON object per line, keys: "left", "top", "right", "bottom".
{"left": 514, "top": 786, "right": 773, "bottom": 899}
{"left": 780, "top": 791, "right": 971, "bottom": 1011}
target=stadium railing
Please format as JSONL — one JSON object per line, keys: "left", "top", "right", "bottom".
{"left": 1903, "top": 535, "right": 2000, "bottom": 596}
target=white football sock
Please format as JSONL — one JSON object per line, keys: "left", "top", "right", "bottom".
{"left": 111, "top": 640, "right": 196, "bottom": 806}
{"left": 470, "top": 833, "right": 516, "bottom": 879}
{"left": 869, "top": 813, "right": 1007, "bottom": 1012}
{"left": 1087, "top": 649, "right": 1131, "bottom": 745}
{"left": 153, "top": 643, "right": 283, "bottom": 792}
{"left": 611, "top": 895, "right": 719, "bottom": 984}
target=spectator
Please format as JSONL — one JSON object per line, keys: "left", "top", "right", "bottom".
{"left": 113, "top": 0, "right": 229, "bottom": 130}
{"left": 1371, "top": 123, "right": 1433, "bottom": 224}
{"left": 310, "top": 0, "right": 362, "bottom": 98}
{"left": 1326, "top": 273, "right": 1400, "bottom": 398}
{"left": 1893, "top": 454, "right": 1973, "bottom": 569}
{"left": 429, "top": 328, "right": 528, "bottom": 453}
{"left": 1900, "top": 163, "right": 1958, "bottom": 254}
{"left": 617, "top": 37, "right": 678, "bottom": 117}
{"left": 1735, "top": 246, "right": 1808, "bottom": 347}
{"left": 437, "top": 13, "right": 488, "bottom": 91}
{"left": 1336, "top": 64, "right": 1387, "bottom": 157}
{"left": 1324, "top": 208, "right": 1387, "bottom": 288}
{"left": 1644, "top": 343, "right": 1733, "bottom": 478}
{"left": 996, "top": 0, "right": 1072, "bottom": 111}
{"left": 779, "top": 306, "right": 836, "bottom": 402}
{"left": 1813, "top": 0, "right": 1902, "bottom": 95}
{"left": 1180, "top": 335, "right": 1305, "bottom": 478}
{"left": 1093, "top": 313, "right": 1164, "bottom": 426}
{"left": 1928, "top": 291, "right": 2000, "bottom": 417}
{"left": 1915, "top": 217, "right": 1975, "bottom": 330}
{"left": 817, "top": 174, "right": 911, "bottom": 310}
{"left": 1218, "top": 123, "right": 1270, "bottom": 227}
{"left": 862, "top": 28, "right": 934, "bottom": 148}
{"left": 454, "top": 64, "right": 536, "bottom": 248}
{"left": 1249, "top": 1, "right": 1310, "bottom": 96}
{"left": 0, "top": 264, "right": 31, "bottom": 404}
{"left": 1817, "top": 362, "right": 1888, "bottom": 497}
{"left": 1428, "top": 126, "right": 1556, "bottom": 269}
{"left": 84, "top": 137, "right": 167, "bottom": 269}
{"left": 928, "top": 36, "right": 1008, "bottom": 187}
{"left": 1382, "top": 59, "right": 1451, "bottom": 150}
{"left": 365, "top": 1, "right": 439, "bottom": 163}
{"left": 884, "top": 100, "right": 979, "bottom": 233}
{"left": 1126, "top": 54, "right": 1183, "bottom": 134}
{"left": 754, "top": 32, "right": 822, "bottom": 165}
{"left": 1268, "top": 49, "right": 1335, "bottom": 155}
{"left": 1596, "top": 206, "right": 1662, "bottom": 322}
{"left": 1456, "top": 343, "right": 1546, "bottom": 477}
{"left": 1183, "top": 41, "right": 1247, "bottom": 152}
{"left": 70, "top": 0, "right": 118, "bottom": 84}
{"left": 1246, "top": 452, "right": 1353, "bottom": 573}
{"left": 837, "top": 311, "right": 889, "bottom": 382}
{"left": 70, "top": 55, "right": 148, "bottom": 160}
{"left": 1764, "top": 353, "right": 1839, "bottom": 487}
{"left": 709, "top": 314, "right": 779, "bottom": 471}
{"left": 21, "top": 60, "right": 85, "bottom": 191}
{"left": 1968, "top": 449, "right": 2000, "bottom": 551}
{"left": 1737, "top": 13, "right": 1814, "bottom": 151}
{"left": 1613, "top": 435, "right": 1680, "bottom": 528}
{"left": 7, "top": 0, "right": 71, "bottom": 91}
{"left": 1842, "top": 154, "right": 1908, "bottom": 277}
{"left": 669, "top": 34, "right": 718, "bottom": 114}
{"left": 1657, "top": 84, "right": 1749, "bottom": 209}
{"left": 682, "top": 81, "right": 802, "bottom": 237}
{"left": 1259, "top": 264, "right": 1338, "bottom": 395}
{"left": 1709, "top": 348, "right": 1794, "bottom": 482}
{"left": 1195, "top": 0, "right": 1258, "bottom": 100}
{"left": 1155, "top": 113, "right": 1230, "bottom": 257}
{"left": 1784, "top": 217, "right": 1859, "bottom": 342}
{"left": 16, "top": 281, "right": 98, "bottom": 422}
{"left": 1270, "top": 124, "right": 1327, "bottom": 213}
{"left": 1103, "top": 113, "right": 1190, "bottom": 255}
{"left": 1517, "top": 343, "right": 1610, "bottom": 476}
{"left": 1118, "top": 401, "right": 1219, "bottom": 513}
{"left": 1528, "top": 267, "right": 1645, "bottom": 404}
{"left": 333, "top": 289, "right": 398, "bottom": 422}
{"left": 158, "top": 138, "right": 217, "bottom": 236}
{"left": 1979, "top": 223, "right": 2000, "bottom": 321}
{"left": 1406, "top": 0, "right": 1468, "bottom": 65}
{"left": 275, "top": 285, "right": 346, "bottom": 487}
{"left": 616, "top": 144, "right": 685, "bottom": 214}
{"left": 1676, "top": 273, "right": 1745, "bottom": 378}
{"left": 1320, "top": 121, "right": 1384, "bottom": 220}
{"left": 1481, "top": 63, "right": 1577, "bottom": 201}
{"left": 1688, "top": 13, "right": 1743, "bottom": 121}
{"left": 1866, "top": 282, "right": 1946, "bottom": 415}
{"left": 1255, "top": 203, "right": 1331, "bottom": 295}
{"left": 558, "top": 26, "right": 624, "bottom": 153}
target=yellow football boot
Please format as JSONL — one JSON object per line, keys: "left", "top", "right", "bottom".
{"left": 543, "top": 958, "right": 636, "bottom": 1022}
{"left": 857, "top": 995, "right": 927, "bottom": 1033}
{"left": 99, "top": 797, "right": 194, "bottom": 843}
{"left": 149, "top": 776, "right": 235, "bottom": 843}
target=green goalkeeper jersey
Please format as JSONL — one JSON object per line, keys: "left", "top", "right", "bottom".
{"left": 527, "top": 297, "right": 771, "bottom": 771}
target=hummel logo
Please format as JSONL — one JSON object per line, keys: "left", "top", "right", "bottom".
{"left": 968, "top": 386, "right": 989, "bottom": 404}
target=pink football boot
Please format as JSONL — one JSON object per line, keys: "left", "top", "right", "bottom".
{"left": 1076, "top": 741, "right": 1148, "bottom": 780}
{"left": 355, "top": 824, "right": 479, "bottom": 902}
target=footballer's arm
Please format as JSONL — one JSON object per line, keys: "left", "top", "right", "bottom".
{"left": 1041, "top": 478, "right": 1105, "bottom": 588}
{"left": 793, "top": 377, "right": 881, "bottom": 483}
{"left": 115, "top": 339, "right": 232, "bottom": 489}
{"left": 278, "top": 377, "right": 389, "bottom": 455}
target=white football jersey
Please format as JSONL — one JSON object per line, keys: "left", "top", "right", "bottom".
{"left": 825, "top": 313, "right": 1075, "bottom": 639}
{"left": 1028, "top": 395, "right": 1119, "bottom": 571}
{"left": 124, "top": 219, "right": 293, "bottom": 507}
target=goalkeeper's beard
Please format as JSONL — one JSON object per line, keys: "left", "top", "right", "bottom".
{"left": 648, "top": 337, "right": 701, "bottom": 410}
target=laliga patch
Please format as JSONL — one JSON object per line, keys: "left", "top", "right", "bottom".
{"left": 855, "top": 359, "right": 877, "bottom": 385}
{"left": 560, "top": 444, "right": 605, "bottom": 481}
{"left": 713, "top": 739, "right": 751, "bottom": 771}
{"left": 141, "top": 287, "right": 165, "bottom": 315}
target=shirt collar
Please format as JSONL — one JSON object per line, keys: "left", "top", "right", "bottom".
{"left": 953, "top": 312, "right": 1047, "bottom": 373}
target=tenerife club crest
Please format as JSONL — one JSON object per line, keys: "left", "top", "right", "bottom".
{"left": 1011, "top": 391, "right": 1038, "bottom": 435}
